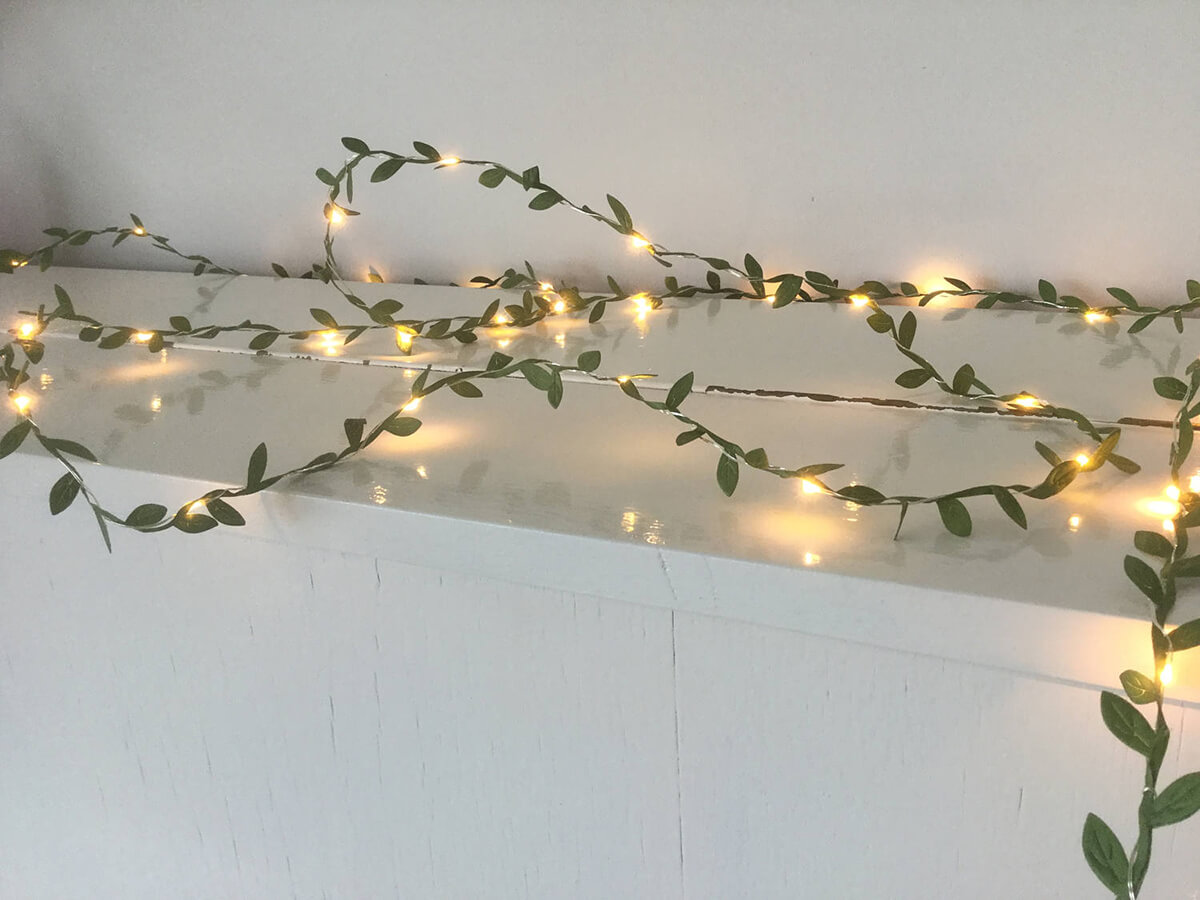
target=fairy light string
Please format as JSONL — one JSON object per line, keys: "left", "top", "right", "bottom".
{"left": 3, "top": 136, "right": 1200, "bottom": 895}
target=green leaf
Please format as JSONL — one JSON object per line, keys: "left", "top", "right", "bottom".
{"left": 1151, "top": 772, "right": 1200, "bottom": 826}
{"left": 1173, "top": 555, "right": 1200, "bottom": 578}
{"left": 1124, "top": 555, "right": 1164, "bottom": 606}
{"left": 382, "top": 414, "right": 422, "bottom": 437}
{"left": 53, "top": 284, "right": 73, "bottom": 314}
{"left": 1100, "top": 690, "right": 1156, "bottom": 756}
{"left": 716, "top": 454, "right": 739, "bottom": 497}
{"left": 169, "top": 315, "right": 192, "bottom": 332}
{"left": 528, "top": 190, "right": 562, "bottom": 210}
{"left": 450, "top": 381, "right": 483, "bottom": 398}
{"left": 839, "top": 485, "right": 887, "bottom": 505}
{"left": 950, "top": 364, "right": 975, "bottom": 395}
{"left": 0, "top": 420, "right": 32, "bottom": 459}
{"left": 371, "top": 158, "right": 406, "bottom": 182}
{"left": 1134, "top": 530, "right": 1173, "bottom": 558}
{"left": 1154, "top": 376, "right": 1188, "bottom": 401}
{"left": 487, "top": 352, "right": 513, "bottom": 371}
{"left": 248, "top": 331, "right": 278, "bottom": 350}
{"left": 895, "top": 368, "right": 932, "bottom": 389}
{"left": 991, "top": 487, "right": 1027, "bottom": 529}
{"left": 99, "top": 331, "right": 130, "bottom": 350}
{"left": 270, "top": 263, "right": 289, "bottom": 279}
{"left": 676, "top": 428, "right": 703, "bottom": 446}
{"left": 315, "top": 167, "right": 338, "bottom": 185}
{"left": 344, "top": 417, "right": 366, "bottom": 448}
{"left": 412, "top": 140, "right": 440, "bottom": 160}
{"left": 1037, "top": 279, "right": 1058, "bottom": 303}
{"left": 866, "top": 311, "right": 893, "bottom": 333}
{"left": 245, "top": 443, "right": 268, "bottom": 489}
{"left": 478, "top": 167, "right": 507, "bottom": 188}
{"left": 174, "top": 512, "right": 219, "bottom": 534}
{"left": 1119, "top": 670, "right": 1159, "bottom": 705}
{"left": 1169, "top": 618, "right": 1200, "bottom": 652}
{"left": 773, "top": 275, "right": 803, "bottom": 308}
{"left": 520, "top": 361, "right": 553, "bottom": 391}
{"left": 744, "top": 447, "right": 768, "bottom": 468}
{"left": 125, "top": 503, "right": 167, "bottom": 528}
{"left": 607, "top": 194, "right": 633, "bottom": 232}
{"left": 666, "top": 372, "right": 694, "bottom": 410}
{"left": 897, "top": 312, "right": 917, "bottom": 349}
{"left": 547, "top": 372, "right": 564, "bottom": 409}
{"left": 1034, "top": 441, "right": 1062, "bottom": 466}
{"left": 936, "top": 497, "right": 972, "bottom": 537}
{"left": 1081, "top": 813, "right": 1128, "bottom": 896}
{"left": 576, "top": 350, "right": 601, "bottom": 372}
{"left": 341, "top": 136, "right": 370, "bottom": 154}
{"left": 1107, "top": 287, "right": 1138, "bottom": 308}
{"left": 206, "top": 497, "right": 245, "bottom": 527}
{"left": 48, "top": 472, "right": 81, "bottom": 515}
{"left": 310, "top": 308, "right": 338, "bottom": 329}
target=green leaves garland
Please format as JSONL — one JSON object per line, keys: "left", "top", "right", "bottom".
{"left": 3, "top": 135, "right": 1200, "bottom": 895}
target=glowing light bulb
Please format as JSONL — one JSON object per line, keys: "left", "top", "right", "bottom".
{"left": 1067, "top": 514, "right": 1082, "bottom": 531}
{"left": 187, "top": 500, "right": 206, "bottom": 516}
{"left": 552, "top": 300, "right": 567, "bottom": 314}
{"left": 1084, "top": 310, "right": 1109, "bottom": 324}
{"left": 848, "top": 294, "right": 870, "bottom": 307}
{"left": 539, "top": 282, "right": 554, "bottom": 292}
{"left": 762, "top": 293, "right": 776, "bottom": 304}
{"left": 150, "top": 395, "right": 162, "bottom": 412}
{"left": 803, "top": 552, "right": 821, "bottom": 567}
{"left": 1075, "top": 454, "right": 1090, "bottom": 467}
{"left": 395, "top": 329, "right": 414, "bottom": 351}
{"left": 133, "top": 331, "right": 154, "bottom": 343}
{"left": 17, "top": 322, "right": 36, "bottom": 339}
{"left": 1010, "top": 394, "right": 1044, "bottom": 410}
{"left": 1160, "top": 661, "right": 1174, "bottom": 686}
{"left": 493, "top": 312, "right": 510, "bottom": 325}
{"left": 438, "top": 156, "right": 460, "bottom": 167}
{"left": 616, "top": 375, "right": 631, "bottom": 384}
{"left": 402, "top": 397, "right": 421, "bottom": 413}
{"left": 132, "top": 226, "right": 146, "bottom": 236}
{"left": 1144, "top": 499, "right": 1181, "bottom": 518}
{"left": 631, "top": 294, "right": 652, "bottom": 313}
{"left": 10, "top": 258, "right": 27, "bottom": 267}
{"left": 326, "top": 207, "right": 346, "bottom": 225}
{"left": 800, "top": 479, "right": 823, "bottom": 495}
{"left": 630, "top": 235, "right": 651, "bottom": 251}
{"left": 12, "top": 394, "right": 31, "bottom": 414}
{"left": 416, "top": 465, "right": 428, "bottom": 479}
{"left": 1166, "top": 485, "right": 1181, "bottom": 502}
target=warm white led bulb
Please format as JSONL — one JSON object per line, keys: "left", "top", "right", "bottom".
{"left": 402, "top": 397, "right": 421, "bottom": 413}
{"left": 1075, "top": 454, "right": 1090, "bottom": 466}
{"left": 12, "top": 394, "right": 31, "bottom": 414}
{"left": 17, "top": 322, "right": 36, "bottom": 338}
{"left": 630, "top": 235, "right": 651, "bottom": 251}
{"left": 848, "top": 294, "right": 870, "bottom": 307}
{"left": 1084, "top": 310, "right": 1109, "bottom": 324}
{"left": 132, "top": 226, "right": 146, "bottom": 236}
{"left": 552, "top": 300, "right": 567, "bottom": 314}
{"left": 438, "top": 156, "right": 460, "bottom": 167}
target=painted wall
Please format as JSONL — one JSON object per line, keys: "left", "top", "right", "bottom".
{"left": 1, "top": 1, "right": 1198, "bottom": 299}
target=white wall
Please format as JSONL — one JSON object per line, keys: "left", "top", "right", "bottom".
{"left": 1, "top": 1, "right": 1198, "bottom": 300}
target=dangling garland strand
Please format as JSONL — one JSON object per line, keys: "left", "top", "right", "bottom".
{"left": 3, "top": 136, "right": 1200, "bottom": 896}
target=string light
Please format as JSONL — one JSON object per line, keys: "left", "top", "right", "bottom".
{"left": 150, "top": 396, "right": 162, "bottom": 412}
{"left": 132, "top": 331, "right": 154, "bottom": 343}
{"left": 187, "top": 500, "right": 206, "bottom": 516}
{"left": 131, "top": 226, "right": 146, "bottom": 236}
{"left": 848, "top": 294, "right": 870, "bottom": 307}
{"left": 1160, "top": 660, "right": 1174, "bottom": 686}
{"left": 539, "top": 282, "right": 554, "bottom": 292}
{"left": 395, "top": 328, "right": 414, "bottom": 351}
{"left": 631, "top": 294, "right": 652, "bottom": 314}
{"left": 800, "top": 479, "right": 823, "bottom": 495}
{"left": 1009, "top": 394, "right": 1045, "bottom": 410}
{"left": 1084, "top": 310, "right": 1109, "bottom": 324}
{"left": 493, "top": 312, "right": 510, "bottom": 325}
{"left": 803, "top": 552, "right": 821, "bottom": 566}
{"left": 630, "top": 234, "right": 652, "bottom": 251}
{"left": 552, "top": 299, "right": 567, "bottom": 314}
{"left": 1075, "top": 453, "right": 1091, "bottom": 467}
{"left": 10, "top": 258, "right": 27, "bottom": 267}
{"left": 17, "top": 322, "right": 37, "bottom": 339}
{"left": 616, "top": 375, "right": 631, "bottom": 384}
{"left": 416, "top": 465, "right": 428, "bottom": 479}
{"left": 438, "top": 156, "right": 460, "bottom": 167}
{"left": 1068, "top": 514, "right": 1082, "bottom": 531}
{"left": 12, "top": 394, "right": 31, "bottom": 414}
{"left": 402, "top": 397, "right": 421, "bottom": 413}
{"left": 326, "top": 206, "right": 346, "bottom": 225}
